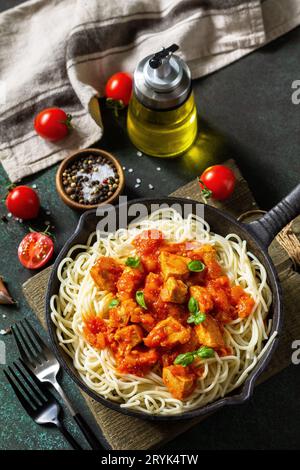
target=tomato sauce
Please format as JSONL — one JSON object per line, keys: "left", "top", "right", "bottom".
{"left": 84, "top": 230, "right": 255, "bottom": 399}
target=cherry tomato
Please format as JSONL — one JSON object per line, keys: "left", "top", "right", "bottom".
{"left": 6, "top": 185, "right": 40, "bottom": 219}
{"left": 199, "top": 165, "right": 236, "bottom": 201}
{"left": 18, "top": 231, "right": 54, "bottom": 269}
{"left": 34, "top": 107, "right": 72, "bottom": 141}
{"left": 105, "top": 72, "right": 133, "bottom": 106}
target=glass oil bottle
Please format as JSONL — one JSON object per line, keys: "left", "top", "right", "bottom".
{"left": 127, "top": 44, "right": 197, "bottom": 158}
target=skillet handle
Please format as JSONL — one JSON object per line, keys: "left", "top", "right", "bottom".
{"left": 247, "top": 184, "right": 300, "bottom": 247}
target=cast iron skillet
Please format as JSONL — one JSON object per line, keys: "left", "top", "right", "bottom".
{"left": 46, "top": 185, "right": 300, "bottom": 421}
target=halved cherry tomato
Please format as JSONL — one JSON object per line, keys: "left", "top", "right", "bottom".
{"left": 18, "top": 231, "right": 54, "bottom": 269}
{"left": 34, "top": 107, "right": 72, "bottom": 141}
{"left": 199, "top": 165, "right": 236, "bottom": 201}
{"left": 6, "top": 185, "right": 40, "bottom": 220}
{"left": 105, "top": 72, "right": 133, "bottom": 106}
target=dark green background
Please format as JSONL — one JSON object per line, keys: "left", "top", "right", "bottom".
{"left": 0, "top": 0, "right": 300, "bottom": 450}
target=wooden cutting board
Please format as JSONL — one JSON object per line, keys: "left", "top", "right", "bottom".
{"left": 22, "top": 160, "right": 300, "bottom": 450}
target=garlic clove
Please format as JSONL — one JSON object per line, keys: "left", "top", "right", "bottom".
{"left": 0, "top": 277, "right": 15, "bottom": 305}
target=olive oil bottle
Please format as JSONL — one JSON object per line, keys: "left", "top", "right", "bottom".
{"left": 127, "top": 44, "right": 197, "bottom": 158}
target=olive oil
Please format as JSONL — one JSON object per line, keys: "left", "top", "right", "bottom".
{"left": 127, "top": 44, "right": 197, "bottom": 158}
{"left": 127, "top": 93, "right": 197, "bottom": 157}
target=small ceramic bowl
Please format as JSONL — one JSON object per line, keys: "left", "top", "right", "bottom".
{"left": 56, "top": 148, "right": 125, "bottom": 210}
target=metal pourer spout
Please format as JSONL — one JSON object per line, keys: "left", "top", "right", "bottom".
{"left": 149, "top": 44, "right": 179, "bottom": 79}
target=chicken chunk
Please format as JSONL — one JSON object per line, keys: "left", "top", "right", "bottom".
{"left": 109, "top": 299, "right": 138, "bottom": 328}
{"left": 144, "top": 317, "right": 190, "bottom": 349}
{"left": 236, "top": 295, "right": 255, "bottom": 319}
{"left": 160, "top": 277, "right": 188, "bottom": 303}
{"left": 116, "top": 266, "right": 144, "bottom": 300}
{"left": 90, "top": 256, "right": 123, "bottom": 292}
{"left": 178, "top": 329, "right": 200, "bottom": 354}
{"left": 199, "top": 244, "right": 223, "bottom": 280}
{"left": 130, "top": 311, "right": 155, "bottom": 332}
{"left": 231, "top": 285, "right": 255, "bottom": 318}
{"left": 143, "top": 272, "right": 163, "bottom": 305}
{"left": 159, "top": 252, "right": 191, "bottom": 281}
{"left": 115, "top": 324, "right": 144, "bottom": 354}
{"left": 163, "top": 365, "right": 196, "bottom": 400}
{"left": 195, "top": 313, "right": 224, "bottom": 349}
{"left": 189, "top": 285, "right": 214, "bottom": 313}
{"left": 207, "top": 279, "right": 231, "bottom": 314}
{"left": 118, "top": 348, "right": 159, "bottom": 375}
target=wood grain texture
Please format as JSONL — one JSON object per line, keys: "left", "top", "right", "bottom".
{"left": 22, "top": 160, "right": 300, "bottom": 450}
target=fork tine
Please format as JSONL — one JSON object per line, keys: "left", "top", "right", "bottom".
{"left": 19, "top": 358, "right": 52, "bottom": 399}
{"left": 8, "top": 365, "right": 40, "bottom": 407}
{"left": 5, "top": 366, "right": 40, "bottom": 409}
{"left": 3, "top": 370, "right": 33, "bottom": 412}
{"left": 11, "top": 324, "right": 35, "bottom": 366}
{"left": 23, "top": 318, "right": 50, "bottom": 359}
{"left": 13, "top": 361, "right": 47, "bottom": 404}
{"left": 20, "top": 321, "right": 42, "bottom": 356}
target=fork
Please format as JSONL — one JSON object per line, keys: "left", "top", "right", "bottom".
{"left": 4, "top": 360, "right": 82, "bottom": 450}
{"left": 12, "top": 319, "right": 103, "bottom": 450}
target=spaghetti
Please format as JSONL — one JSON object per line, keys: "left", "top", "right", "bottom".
{"left": 50, "top": 208, "right": 275, "bottom": 415}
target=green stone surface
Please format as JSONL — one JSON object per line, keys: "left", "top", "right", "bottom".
{"left": 0, "top": 2, "right": 300, "bottom": 448}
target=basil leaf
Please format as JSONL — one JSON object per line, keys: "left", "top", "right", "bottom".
{"left": 109, "top": 299, "right": 119, "bottom": 309}
{"left": 125, "top": 256, "right": 140, "bottom": 268}
{"left": 188, "top": 260, "right": 205, "bottom": 272}
{"left": 196, "top": 346, "right": 215, "bottom": 359}
{"left": 188, "top": 296, "right": 199, "bottom": 314}
{"left": 174, "top": 345, "right": 214, "bottom": 367}
{"left": 187, "top": 311, "right": 206, "bottom": 325}
{"left": 174, "top": 352, "right": 195, "bottom": 367}
{"left": 136, "top": 291, "right": 147, "bottom": 310}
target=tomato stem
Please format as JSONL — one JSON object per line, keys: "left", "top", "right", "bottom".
{"left": 1, "top": 183, "right": 16, "bottom": 202}
{"left": 198, "top": 179, "right": 212, "bottom": 204}
{"left": 6, "top": 183, "right": 16, "bottom": 191}
{"left": 29, "top": 225, "right": 54, "bottom": 238}
{"left": 106, "top": 98, "right": 125, "bottom": 118}
{"left": 60, "top": 114, "right": 73, "bottom": 131}
{"left": 65, "top": 114, "right": 73, "bottom": 130}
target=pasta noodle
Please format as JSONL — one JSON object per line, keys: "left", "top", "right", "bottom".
{"left": 50, "top": 208, "right": 276, "bottom": 415}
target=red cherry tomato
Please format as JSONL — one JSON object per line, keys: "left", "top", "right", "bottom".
{"left": 199, "top": 165, "right": 236, "bottom": 201}
{"left": 105, "top": 72, "right": 133, "bottom": 106}
{"left": 6, "top": 185, "right": 40, "bottom": 219}
{"left": 18, "top": 231, "right": 54, "bottom": 269}
{"left": 34, "top": 107, "right": 72, "bottom": 141}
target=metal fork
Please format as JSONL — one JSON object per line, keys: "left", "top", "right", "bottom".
{"left": 4, "top": 360, "right": 82, "bottom": 450}
{"left": 12, "top": 319, "right": 103, "bottom": 450}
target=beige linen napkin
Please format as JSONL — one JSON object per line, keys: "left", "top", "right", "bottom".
{"left": 1, "top": 0, "right": 300, "bottom": 182}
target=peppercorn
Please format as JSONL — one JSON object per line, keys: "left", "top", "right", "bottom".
{"left": 62, "top": 154, "right": 120, "bottom": 205}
